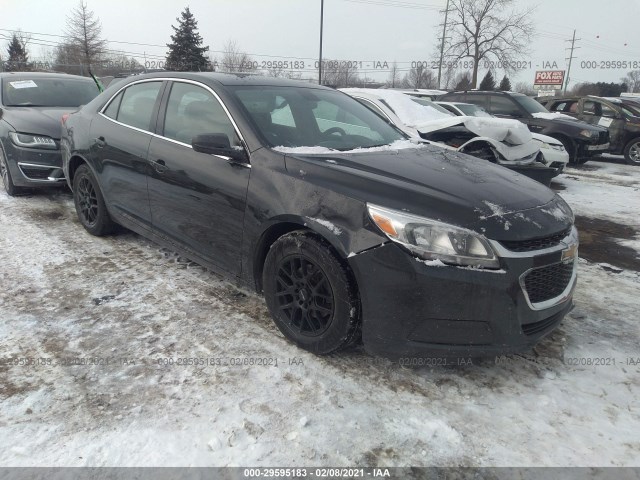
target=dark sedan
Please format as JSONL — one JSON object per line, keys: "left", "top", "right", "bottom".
{"left": 0, "top": 72, "right": 100, "bottom": 195}
{"left": 61, "top": 72, "right": 578, "bottom": 360}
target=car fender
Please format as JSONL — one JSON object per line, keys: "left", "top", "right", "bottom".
{"left": 459, "top": 136, "right": 540, "bottom": 163}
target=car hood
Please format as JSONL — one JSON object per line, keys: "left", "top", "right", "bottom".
{"left": 530, "top": 113, "right": 607, "bottom": 131}
{"left": 415, "top": 115, "right": 533, "bottom": 144}
{"left": 1, "top": 107, "right": 74, "bottom": 140}
{"left": 283, "top": 144, "right": 572, "bottom": 241}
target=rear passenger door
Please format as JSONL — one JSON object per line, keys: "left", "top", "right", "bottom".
{"left": 93, "top": 80, "right": 165, "bottom": 227}
{"left": 146, "top": 80, "right": 250, "bottom": 276}
{"left": 579, "top": 99, "right": 625, "bottom": 149}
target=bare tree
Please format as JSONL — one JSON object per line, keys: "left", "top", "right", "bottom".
{"left": 321, "top": 59, "right": 360, "bottom": 87}
{"left": 441, "top": 0, "right": 535, "bottom": 88}
{"left": 64, "top": 1, "right": 107, "bottom": 76}
{"left": 513, "top": 81, "right": 535, "bottom": 96}
{"left": 621, "top": 70, "right": 640, "bottom": 93}
{"left": 385, "top": 61, "right": 401, "bottom": 88}
{"left": 220, "top": 40, "right": 257, "bottom": 73}
{"left": 265, "top": 65, "right": 302, "bottom": 80}
{"left": 440, "top": 63, "right": 459, "bottom": 90}
{"left": 401, "top": 64, "right": 436, "bottom": 89}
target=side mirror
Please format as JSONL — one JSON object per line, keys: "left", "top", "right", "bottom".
{"left": 192, "top": 133, "right": 247, "bottom": 162}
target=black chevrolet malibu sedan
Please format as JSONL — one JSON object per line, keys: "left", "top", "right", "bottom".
{"left": 61, "top": 72, "right": 578, "bottom": 360}
{"left": 0, "top": 72, "right": 100, "bottom": 195}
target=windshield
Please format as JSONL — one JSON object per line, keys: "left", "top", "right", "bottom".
{"left": 621, "top": 103, "right": 640, "bottom": 117}
{"left": 409, "top": 97, "right": 454, "bottom": 116}
{"left": 230, "top": 86, "right": 405, "bottom": 151}
{"left": 455, "top": 103, "right": 492, "bottom": 117}
{"left": 1, "top": 77, "right": 99, "bottom": 107}
{"left": 512, "top": 95, "right": 549, "bottom": 114}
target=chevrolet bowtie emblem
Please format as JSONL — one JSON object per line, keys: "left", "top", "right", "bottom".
{"left": 562, "top": 243, "right": 578, "bottom": 262}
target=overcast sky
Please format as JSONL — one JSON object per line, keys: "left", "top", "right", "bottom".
{"left": 2, "top": 0, "right": 639, "bottom": 88}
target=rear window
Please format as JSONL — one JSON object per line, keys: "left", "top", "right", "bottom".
{"left": 1, "top": 76, "right": 99, "bottom": 107}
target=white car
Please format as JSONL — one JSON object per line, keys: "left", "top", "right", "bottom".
{"left": 436, "top": 101, "right": 569, "bottom": 174}
{"left": 341, "top": 88, "right": 558, "bottom": 184}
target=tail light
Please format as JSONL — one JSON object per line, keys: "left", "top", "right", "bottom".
{"left": 61, "top": 114, "right": 70, "bottom": 125}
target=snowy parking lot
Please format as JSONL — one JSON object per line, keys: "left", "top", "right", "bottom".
{"left": 0, "top": 156, "right": 639, "bottom": 467}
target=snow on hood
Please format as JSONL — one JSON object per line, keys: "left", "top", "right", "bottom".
{"left": 272, "top": 140, "right": 422, "bottom": 155}
{"left": 462, "top": 117, "right": 532, "bottom": 144}
{"left": 532, "top": 112, "right": 579, "bottom": 121}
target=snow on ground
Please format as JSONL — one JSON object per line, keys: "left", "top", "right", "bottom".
{"left": 0, "top": 156, "right": 639, "bottom": 467}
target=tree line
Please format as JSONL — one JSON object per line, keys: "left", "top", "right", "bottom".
{"left": 2, "top": 1, "right": 639, "bottom": 95}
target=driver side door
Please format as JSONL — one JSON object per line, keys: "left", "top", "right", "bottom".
{"left": 146, "top": 80, "right": 250, "bottom": 276}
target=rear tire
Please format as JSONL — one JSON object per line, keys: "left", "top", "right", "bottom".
{"left": 263, "top": 231, "right": 361, "bottom": 355}
{"left": 73, "top": 164, "right": 115, "bottom": 236}
{"left": 623, "top": 137, "right": 640, "bottom": 166}
{"left": 0, "top": 148, "right": 27, "bottom": 196}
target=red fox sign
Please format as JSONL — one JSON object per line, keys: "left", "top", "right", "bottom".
{"left": 534, "top": 70, "right": 565, "bottom": 86}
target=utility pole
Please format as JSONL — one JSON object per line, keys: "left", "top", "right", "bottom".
{"left": 318, "top": 0, "right": 324, "bottom": 85}
{"left": 564, "top": 29, "right": 580, "bottom": 95}
{"left": 437, "top": 0, "right": 451, "bottom": 89}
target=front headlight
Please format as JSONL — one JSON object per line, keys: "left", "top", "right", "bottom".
{"left": 579, "top": 129, "right": 594, "bottom": 139}
{"left": 367, "top": 204, "right": 499, "bottom": 268}
{"left": 9, "top": 132, "right": 57, "bottom": 149}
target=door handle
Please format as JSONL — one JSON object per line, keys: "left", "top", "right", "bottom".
{"left": 94, "top": 136, "right": 105, "bottom": 148}
{"left": 151, "top": 158, "right": 167, "bottom": 173}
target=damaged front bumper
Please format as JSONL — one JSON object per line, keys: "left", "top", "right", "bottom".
{"left": 347, "top": 232, "right": 577, "bottom": 361}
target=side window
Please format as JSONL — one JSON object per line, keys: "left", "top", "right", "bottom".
{"left": 467, "top": 94, "right": 489, "bottom": 109}
{"left": 583, "top": 101, "right": 599, "bottom": 115}
{"left": 271, "top": 96, "right": 296, "bottom": 127}
{"left": 163, "top": 82, "right": 241, "bottom": 147}
{"left": 488, "top": 96, "right": 521, "bottom": 116}
{"left": 601, "top": 103, "right": 617, "bottom": 118}
{"left": 116, "top": 82, "right": 162, "bottom": 131}
{"left": 103, "top": 91, "right": 123, "bottom": 119}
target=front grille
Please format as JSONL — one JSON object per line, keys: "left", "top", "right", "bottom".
{"left": 597, "top": 130, "right": 609, "bottom": 144}
{"left": 524, "top": 261, "right": 574, "bottom": 304}
{"left": 500, "top": 228, "right": 570, "bottom": 252}
{"left": 20, "top": 166, "right": 55, "bottom": 180}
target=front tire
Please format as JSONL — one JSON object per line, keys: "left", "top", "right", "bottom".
{"left": 263, "top": 231, "right": 361, "bottom": 355}
{"left": 0, "top": 148, "right": 26, "bottom": 196}
{"left": 623, "top": 137, "right": 640, "bottom": 166}
{"left": 73, "top": 164, "right": 115, "bottom": 236}
{"left": 555, "top": 137, "right": 579, "bottom": 165}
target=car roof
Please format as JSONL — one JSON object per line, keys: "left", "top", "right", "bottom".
{"left": 447, "top": 90, "right": 525, "bottom": 97}
{"left": 118, "top": 71, "right": 330, "bottom": 89}
{"left": 0, "top": 72, "right": 92, "bottom": 81}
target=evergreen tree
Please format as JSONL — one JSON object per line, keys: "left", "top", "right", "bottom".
{"left": 166, "top": 7, "right": 210, "bottom": 71}
{"left": 64, "top": 2, "right": 106, "bottom": 77}
{"left": 5, "top": 34, "right": 29, "bottom": 72}
{"left": 499, "top": 75, "right": 511, "bottom": 91}
{"left": 479, "top": 71, "right": 496, "bottom": 91}
{"left": 454, "top": 73, "right": 472, "bottom": 90}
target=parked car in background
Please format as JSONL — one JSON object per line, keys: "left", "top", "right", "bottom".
{"left": 61, "top": 72, "right": 577, "bottom": 359}
{"left": 385, "top": 88, "right": 448, "bottom": 100}
{"left": 538, "top": 96, "right": 640, "bottom": 165}
{"left": 437, "top": 100, "right": 569, "bottom": 174}
{"left": 342, "top": 88, "right": 557, "bottom": 185}
{"left": 439, "top": 90, "right": 610, "bottom": 165}
{"left": 0, "top": 72, "right": 100, "bottom": 196}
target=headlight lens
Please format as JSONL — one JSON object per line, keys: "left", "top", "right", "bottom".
{"left": 579, "top": 129, "right": 594, "bottom": 139}
{"left": 367, "top": 204, "right": 499, "bottom": 268}
{"left": 9, "top": 132, "right": 57, "bottom": 149}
